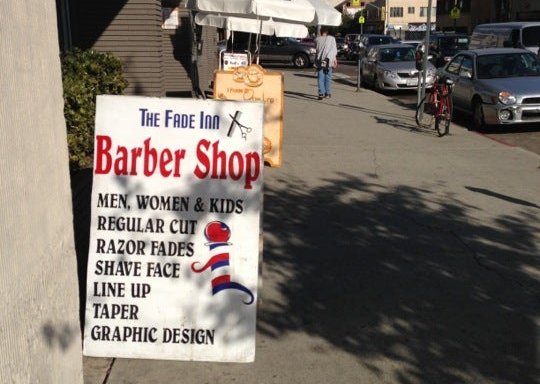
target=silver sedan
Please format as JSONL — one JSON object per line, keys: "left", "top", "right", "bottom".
{"left": 439, "top": 48, "right": 540, "bottom": 129}
{"left": 360, "top": 44, "right": 437, "bottom": 91}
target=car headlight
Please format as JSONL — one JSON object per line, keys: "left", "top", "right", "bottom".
{"left": 308, "top": 47, "right": 316, "bottom": 54}
{"left": 343, "top": 44, "right": 349, "bottom": 49}
{"left": 383, "top": 70, "right": 397, "bottom": 79}
{"left": 498, "top": 91, "right": 516, "bottom": 105}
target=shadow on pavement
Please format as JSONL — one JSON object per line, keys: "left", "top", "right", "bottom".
{"left": 465, "top": 186, "right": 540, "bottom": 209}
{"left": 260, "top": 172, "right": 538, "bottom": 384}
{"left": 284, "top": 90, "right": 320, "bottom": 101}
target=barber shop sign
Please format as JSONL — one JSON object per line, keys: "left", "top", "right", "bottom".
{"left": 83, "top": 95, "right": 263, "bottom": 362}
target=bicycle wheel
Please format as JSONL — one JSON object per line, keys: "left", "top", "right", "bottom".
{"left": 435, "top": 96, "right": 452, "bottom": 137}
{"left": 415, "top": 95, "right": 436, "bottom": 128}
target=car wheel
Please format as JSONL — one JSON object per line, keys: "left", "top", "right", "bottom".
{"left": 472, "top": 99, "right": 485, "bottom": 131}
{"left": 293, "top": 53, "right": 309, "bottom": 69}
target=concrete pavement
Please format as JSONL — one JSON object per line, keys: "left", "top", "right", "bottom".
{"left": 84, "top": 69, "right": 539, "bottom": 384}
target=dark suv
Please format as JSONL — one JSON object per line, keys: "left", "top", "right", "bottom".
{"left": 428, "top": 33, "right": 470, "bottom": 67}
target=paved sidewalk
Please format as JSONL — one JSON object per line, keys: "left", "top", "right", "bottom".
{"left": 84, "top": 69, "right": 539, "bottom": 384}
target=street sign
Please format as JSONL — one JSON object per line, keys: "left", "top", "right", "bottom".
{"left": 450, "top": 6, "right": 460, "bottom": 19}
{"left": 358, "top": 15, "right": 365, "bottom": 24}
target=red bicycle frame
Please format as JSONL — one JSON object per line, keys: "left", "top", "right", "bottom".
{"left": 428, "top": 80, "right": 452, "bottom": 119}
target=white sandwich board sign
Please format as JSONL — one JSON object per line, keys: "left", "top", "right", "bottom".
{"left": 83, "top": 95, "right": 263, "bottom": 362}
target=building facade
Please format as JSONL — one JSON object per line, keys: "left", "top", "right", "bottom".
{"left": 436, "top": 0, "right": 539, "bottom": 34}
{"left": 339, "top": 0, "right": 437, "bottom": 38}
{"left": 58, "top": 0, "right": 218, "bottom": 98}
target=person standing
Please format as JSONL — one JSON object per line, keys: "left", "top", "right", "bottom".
{"left": 315, "top": 27, "right": 338, "bottom": 100}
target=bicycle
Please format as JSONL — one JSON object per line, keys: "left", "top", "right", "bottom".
{"left": 415, "top": 76, "right": 454, "bottom": 137}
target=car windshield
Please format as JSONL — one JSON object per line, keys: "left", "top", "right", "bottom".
{"left": 379, "top": 47, "right": 416, "bottom": 62}
{"left": 476, "top": 53, "right": 540, "bottom": 79}
{"left": 368, "top": 36, "right": 394, "bottom": 45}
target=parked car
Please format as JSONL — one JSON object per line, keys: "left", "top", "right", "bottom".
{"left": 428, "top": 32, "right": 470, "bottom": 67}
{"left": 360, "top": 44, "right": 436, "bottom": 91}
{"left": 349, "top": 34, "right": 397, "bottom": 60}
{"left": 258, "top": 36, "right": 316, "bottom": 68}
{"left": 438, "top": 48, "right": 540, "bottom": 129}
{"left": 218, "top": 34, "right": 317, "bottom": 68}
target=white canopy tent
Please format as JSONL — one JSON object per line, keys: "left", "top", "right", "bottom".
{"left": 307, "top": 0, "right": 342, "bottom": 27}
{"left": 193, "top": 0, "right": 341, "bottom": 27}
{"left": 194, "top": 0, "right": 317, "bottom": 24}
{"left": 190, "top": 0, "right": 341, "bottom": 68}
{"left": 194, "top": 13, "right": 309, "bottom": 38}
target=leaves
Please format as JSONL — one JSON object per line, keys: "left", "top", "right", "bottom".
{"left": 61, "top": 48, "right": 128, "bottom": 169}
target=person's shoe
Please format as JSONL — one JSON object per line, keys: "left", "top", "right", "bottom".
{"left": 318, "top": 94, "right": 324, "bottom": 100}
{"left": 325, "top": 93, "right": 331, "bottom": 98}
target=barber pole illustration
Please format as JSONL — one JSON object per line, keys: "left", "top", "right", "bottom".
{"left": 191, "top": 221, "right": 254, "bottom": 305}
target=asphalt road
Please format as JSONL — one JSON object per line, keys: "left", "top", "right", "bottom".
{"left": 282, "top": 59, "right": 540, "bottom": 156}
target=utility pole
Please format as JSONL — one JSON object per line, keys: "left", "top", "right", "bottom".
{"left": 384, "top": 0, "right": 389, "bottom": 35}
{"left": 420, "top": 0, "right": 432, "bottom": 103}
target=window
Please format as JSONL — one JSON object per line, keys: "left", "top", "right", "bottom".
{"left": 419, "top": 7, "right": 437, "bottom": 17}
{"left": 408, "top": 7, "right": 415, "bottom": 14}
{"left": 390, "top": 7, "right": 403, "bottom": 17}
{"left": 522, "top": 26, "right": 540, "bottom": 46}
{"left": 446, "top": 55, "right": 464, "bottom": 75}
{"left": 459, "top": 57, "right": 473, "bottom": 78}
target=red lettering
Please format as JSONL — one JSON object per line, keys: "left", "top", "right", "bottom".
{"left": 159, "top": 149, "right": 172, "bottom": 177}
{"left": 114, "top": 146, "right": 129, "bottom": 175}
{"left": 194, "top": 139, "right": 210, "bottom": 180}
{"left": 193, "top": 139, "right": 261, "bottom": 190}
{"left": 244, "top": 152, "right": 260, "bottom": 190}
{"left": 93, "top": 136, "right": 185, "bottom": 177}
{"left": 173, "top": 150, "right": 186, "bottom": 177}
{"left": 211, "top": 140, "right": 227, "bottom": 179}
{"left": 95, "top": 135, "right": 112, "bottom": 174}
{"left": 143, "top": 138, "right": 157, "bottom": 177}
{"left": 130, "top": 147, "right": 142, "bottom": 176}
{"left": 229, "top": 152, "right": 244, "bottom": 181}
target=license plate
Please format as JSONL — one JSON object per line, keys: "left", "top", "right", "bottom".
{"left": 406, "top": 79, "right": 418, "bottom": 86}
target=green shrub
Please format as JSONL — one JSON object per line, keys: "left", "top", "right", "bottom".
{"left": 62, "top": 48, "right": 128, "bottom": 169}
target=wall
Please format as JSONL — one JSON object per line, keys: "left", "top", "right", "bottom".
{"left": 67, "top": 0, "right": 218, "bottom": 98}
{"left": 69, "top": 0, "right": 164, "bottom": 96}
{"left": 0, "top": 2, "right": 83, "bottom": 383}
{"left": 386, "top": 0, "right": 437, "bottom": 27}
